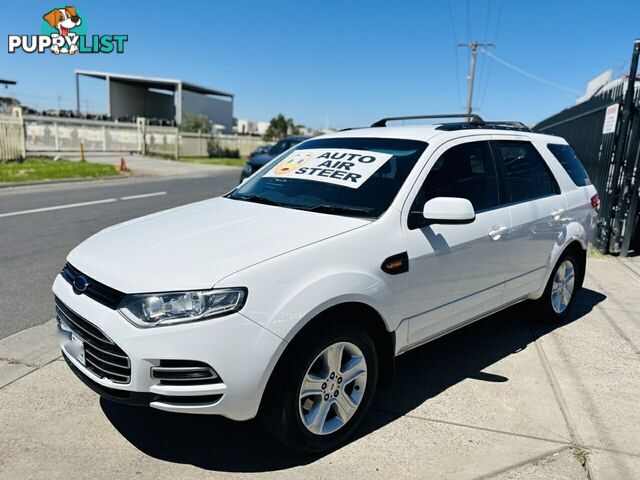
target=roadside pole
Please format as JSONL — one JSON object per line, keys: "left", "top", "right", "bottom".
{"left": 457, "top": 41, "right": 495, "bottom": 119}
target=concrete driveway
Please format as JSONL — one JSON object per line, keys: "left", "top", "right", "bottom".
{"left": 0, "top": 257, "right": 638, "bottom": 479}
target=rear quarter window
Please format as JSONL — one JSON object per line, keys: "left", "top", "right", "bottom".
{"left": 547, "top": 144, "right": 591, "bottom": 187}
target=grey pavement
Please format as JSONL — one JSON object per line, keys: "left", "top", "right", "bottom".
{"left": 0, "top": 171, "right": 240, "bottom": 339}
{"left": 0, "top": 257, "right": 638, "bottom": 479}
{"left": 33, "top": 151, "right": 239, "bottom": 177}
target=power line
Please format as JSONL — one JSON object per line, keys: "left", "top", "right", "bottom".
{"left": 447, "top": 0, "right": 464, "bottom": 109}
{"left": 475, "top": 0, "right": 492, "bottom": 109}
{"left": 481, "top": 49, "right": 582, "bottom": 94}
{"left": 482, "top": 0, "right": 492, "bottom": 43}
{"left": 465, "top": 0, "right": 471, "bottom": 40}
{"left": 478, "top": 0, "right": 503, "bottom": 110}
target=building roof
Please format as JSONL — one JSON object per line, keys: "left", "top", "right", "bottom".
{"left": 75, "top": 70, "right": 233, "bottom": 98}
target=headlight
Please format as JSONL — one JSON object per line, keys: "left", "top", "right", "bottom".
{"left": 117, "top": 288, "right": 247, "bottom": 328}
{"left": 242, "top": 163, "right": 252, "bottom": 173}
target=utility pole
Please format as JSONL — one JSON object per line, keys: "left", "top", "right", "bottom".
{"left": 457, "top": 41, "right": 495, "bottom": 118}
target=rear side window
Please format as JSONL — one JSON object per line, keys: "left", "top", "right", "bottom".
{"left": 411, "top": 140, "right": 500, "bottom": 213}
{"left": 496, "top": 141, "right": 559, "bottom": 203}
{"left": 547, "top": 144, "right": 591, "bottom": 187}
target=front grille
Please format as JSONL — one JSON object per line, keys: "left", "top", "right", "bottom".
{"left": 55, "top": 297, "right": 131, "bottom": 384}
{"left": 251, "top": 164, "right": 262, "bottom": 174}
{"left": 61, "top": 263, "right": 125, "bottom": 309}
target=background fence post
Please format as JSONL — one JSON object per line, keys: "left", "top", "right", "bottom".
{"left": 54, "top": 123, "right": 60, "bottom": 151}
{"left": 174, "top": 127, "right": 180, "bottom": 159}
{"left": 137, "top": 117, "right": 146, "bottom": 155}
{"left": 14, "top": 107, "right": 26, "bottom": 159}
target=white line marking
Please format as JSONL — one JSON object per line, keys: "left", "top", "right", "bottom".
{"left": 0, "top": 191, "right": 168, "bottom": 218}
{"left": 0, "top": 198, "right": 117, "bottom": 218}
{"left": 119, "top": 191, "right": 166, "bottom": 201}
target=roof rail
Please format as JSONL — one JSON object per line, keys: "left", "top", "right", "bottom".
{"left": 484, "top": 121, "right": 530, "bottom": 130}
{"left": 435, "top": 120, "right": 531, "bottom": 132}
{"left": 371, "top": 114, "right": 485, "bottom": 128}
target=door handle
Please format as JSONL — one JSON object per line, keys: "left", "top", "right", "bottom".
{"left": 551, "top": 208, "right": 565, "bottom": 220}
{"left": 488, "top": 226, "right": 508, "bottom": 240}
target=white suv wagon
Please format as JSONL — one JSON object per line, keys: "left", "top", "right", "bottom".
{"left": 53, "top": 114, "right": 598, "bottom": 452}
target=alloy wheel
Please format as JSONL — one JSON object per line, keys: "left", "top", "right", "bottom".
{"left": 551, "top": 260, "right": 575, "bottom": 314}
{"left": 298, "top": 341, "right": 367, "bottom": 435}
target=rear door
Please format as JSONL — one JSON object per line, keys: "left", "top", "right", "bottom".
{"left": 402, "top": 136, "right": 511, "bottom": 345}
{"left": 491, "top": 136, "right": 568, "bottom": 301}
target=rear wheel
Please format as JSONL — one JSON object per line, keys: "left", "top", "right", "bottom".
{"left": 260, "top": 321, "right": 378, "bottom": 453}
{"left": 536, "top": 250, "right": 581, "bottom": 322}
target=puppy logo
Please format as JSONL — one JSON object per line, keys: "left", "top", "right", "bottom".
{"left": 42, "top": 6, "right": 82, "bottom": 54}
{"left": 274, "top": 152, "right": 312, "bottom": 175}
{"left": 7, "top": 7, "right": 128, "bottom": 55}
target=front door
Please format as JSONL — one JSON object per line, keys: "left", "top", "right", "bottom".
{"left": 402, "top": 138, "right": 511, "bottom": 345}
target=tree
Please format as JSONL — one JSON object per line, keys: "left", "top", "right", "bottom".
{"left": 263, "top": 114, "right": 299, "bottom": 141}
{"left": 180, "top": 113, "right": 212, "bottom": 133}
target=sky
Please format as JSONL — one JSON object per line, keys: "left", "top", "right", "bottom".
{"left": 1, "top": 0, "right": 639, "bottom": 129}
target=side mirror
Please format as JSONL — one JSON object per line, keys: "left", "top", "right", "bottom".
{"left": 423, "top": 197, "right": 476, "bottom": 225}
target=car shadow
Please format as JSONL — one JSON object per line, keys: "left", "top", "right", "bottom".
{"left": 100, "top": 287, "right": 606, "bottom": 473}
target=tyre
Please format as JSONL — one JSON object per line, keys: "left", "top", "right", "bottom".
{"left": 535, "top": 250, "right": 581, "bottom": 322}
{"left": 260, "top": 320, "right": 379, "bottom": 453}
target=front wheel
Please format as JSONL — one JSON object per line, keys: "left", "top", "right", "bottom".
{"left": 260, "top": 322, "right": 378, "bottom": 453}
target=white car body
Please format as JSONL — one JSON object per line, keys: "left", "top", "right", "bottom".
{"left": 53, "top": 124, "right": 597, "bottom": 423}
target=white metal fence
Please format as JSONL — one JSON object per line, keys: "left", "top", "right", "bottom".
{"left": 25, "top": 116, "right": 140, "bottom": 153}
{"left": 4, "top": 115, "right": 266, "bottom": 160}
{"left": 0, "top": 112, "right": 26, "bottom": 161}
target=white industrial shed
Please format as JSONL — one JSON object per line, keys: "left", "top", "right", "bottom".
{"left": 75, "top": 70, "right": 234, "bottom": 133}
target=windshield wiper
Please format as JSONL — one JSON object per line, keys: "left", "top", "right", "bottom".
{"left": 299, "top": 205, "right": 375, "bottom": 217}
{"left": 232, "top": 194, "right": 283, "bottom": 207}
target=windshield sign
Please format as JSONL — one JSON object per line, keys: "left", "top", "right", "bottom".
{"left": 230, "top": 137, "right": 428, "bottom": 218}
{"left": 263, "top": 148, "right": 393, "bottom": 189}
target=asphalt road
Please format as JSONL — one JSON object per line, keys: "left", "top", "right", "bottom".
{"left": 0, "top": 171, "right": 239, "bottom": 339}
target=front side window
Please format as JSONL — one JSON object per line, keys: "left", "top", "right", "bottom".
{"left": 547, "top": 143, "right": 591, "bottom": 187}
{"left": 496, "top": 141, "right": 559, "bottom": 203}
{"left": 410, "top": 140, "right": 500, "bottom": 216}
{"left": 229, "top": 137, "right": 428, "bottom": 218}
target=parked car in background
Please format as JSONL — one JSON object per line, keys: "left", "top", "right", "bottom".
{"left": 240, "top": 135, "right": 311, "bottom": 182}
{"left": 54, "top": 114, "right": 597, "bottom": 453}
{"left": 248, "top": 145, "right": 271, "bottom": 159}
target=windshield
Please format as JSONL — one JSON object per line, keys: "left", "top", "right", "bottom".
{"left": 229, "top": 137, "right": 428, "bottom": 218}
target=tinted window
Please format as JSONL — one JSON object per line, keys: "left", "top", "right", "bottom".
{"left": 497, "top": 141, "right": 559, "bottom": 203}
{"left": 547, "top": 143, "right": 591, "bottom": 187}
{"left": 411, "top": 141, "right": 500, "bottom": 214}
{"left": 231, "top": 137, "right": 428, "bottom": 218}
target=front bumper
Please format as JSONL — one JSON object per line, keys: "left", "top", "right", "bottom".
{"left": 53, "top": 275, "right": 285, "bottom": 420}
